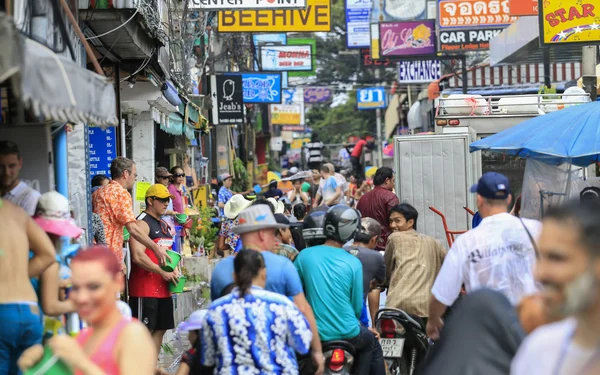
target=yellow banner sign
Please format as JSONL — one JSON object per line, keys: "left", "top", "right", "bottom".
{"left": 540, "top": 1, "right": 600, "bottom": 45}
{"left": 218, "top": 0, "right": 331, "bottom": 32}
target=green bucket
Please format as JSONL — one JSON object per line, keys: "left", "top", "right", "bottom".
{"left": 24, "top": 346, "right": 72, "bottom": 375}
{"left": 123, "top": 227, "right": 130, "bottom": 241}
{"left": 169, "top": 276, "right": 187, "bottom": 293}
{"left": 161, "top": 250, "right": 181, "bottom": 272}
{"left": 175, "top": 214, "right": 188, "bottom": 224}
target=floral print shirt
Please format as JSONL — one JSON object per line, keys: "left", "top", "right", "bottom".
{"left": 219, "top": 218, "right": 240, "bottom": 251}
{"left": 92, "top": 180, "right": 137, "bottom": 267}
{"left": 201, "top": 286, "right": 312, "bottom": 374}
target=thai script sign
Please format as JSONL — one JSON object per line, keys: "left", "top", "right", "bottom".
{"left": 379, "top": 20, "right": 436, "bottom": 57}
{"left": 189, "top": 0, "right": 306, "bottom": 10}
{"left": 260, "top": 45, "right": 313, "bottom": 71}
{"left": 218, "top": 0, "right": 331, "bottom": 32}
{"left": 397, "top": 60, "right": 441, "bottom": 83}
{"left": 303, "top": 87, "right": 332, "bottom": 103}
{"left": 540, "top": 1, "right": 600, "bottom": 45}
{"left": 438, "top": 0, "right": 517, "bottom": 28}
{"left": 508, "top": 0, "right": 537, "bottom": 16}
{"left": 357, "top": 87, "right": 387, "bottom": 110}
{"left": 346, "top": 0, "right": 372, "bottom": 48}
{"left": 439, "top": 28, "right": 502, "bottom": 51}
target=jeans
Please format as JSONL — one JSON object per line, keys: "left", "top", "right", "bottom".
{"left": 350, "top": 157, "right": 364, "bottom": 180}
{"left": 0, "top": 303, "right": 43, "bottom": 375}
{"left": 347, "top": 325, "right": 385, "bottom": 375}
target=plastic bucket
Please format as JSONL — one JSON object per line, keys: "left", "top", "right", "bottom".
{"left": 123, "top": 227, "right": 130, "bottom": 241}
{"left": 161, "top": 250, "right": 181, "bottom": 272}
{"left": 175, "top": 214, "right": 188, "bottom": 224}
{"left": 169, "top": 276, "right": 187, "bottom": 293}
{"left": 24, "top": 346, "right": 72, "bottom": 375}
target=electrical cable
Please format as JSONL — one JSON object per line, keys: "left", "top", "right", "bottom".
{"left": 120, "top": 50, "right": 155, "bottom": 82}
{"left": 49, "top": 0, "right": 76, "bottom": 60}
{"left": 85, "top": 8, "right": 139, "bottom": 40}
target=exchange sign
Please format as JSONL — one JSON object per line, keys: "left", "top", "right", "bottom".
{"left": 397, "top": 60, "right": 441, "bottom": 83}
{"left": 260, "top": 45, "right": 313, "bottom": 71}
{"left": 379, "top": 20, "right": 436, "bottom": 57}
{"left": 218, "top": 0, "right": 331, "bottom": 32}
{"left": 189, "top": 0, "right": 306, "bottom": 10}
{"left": 438, "top": 0, "right": 517, "bottom": 28}
{"left": 357, "top": 87, "right": 386, "bottom": 110}
{"left": 439, "top": 28, "right": 502, "bottom": 52}
{"left": 540, "top": 1, "right": 600, "bottom": 45}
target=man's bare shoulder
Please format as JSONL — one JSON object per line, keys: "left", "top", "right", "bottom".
{"left": 0, "top": 199, "right": 29, "bottom": 221}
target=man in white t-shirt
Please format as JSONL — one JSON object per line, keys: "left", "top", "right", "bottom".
{"left": 427, "top": 172, "right": 541, "bottom": 340}
{"left": 511, "top": 200, "right": 600, "bottom": 375}
{"left": 0, "top": 141, "right": 41, "bottom": 216}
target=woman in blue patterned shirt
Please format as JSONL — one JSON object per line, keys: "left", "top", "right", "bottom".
{"left": 201, "top": 249, "right": 312, "bottom": 374}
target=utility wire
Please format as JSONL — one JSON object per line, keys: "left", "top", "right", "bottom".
{"left": 85, "top": 8, "right": 140, "bottom": 40}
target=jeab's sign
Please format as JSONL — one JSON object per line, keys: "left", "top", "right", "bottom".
{"left": 218, "top": 0, "right": 331, "bottom": 32}
{"left": 540, "top": 1, "right": 600, "bottom": 45}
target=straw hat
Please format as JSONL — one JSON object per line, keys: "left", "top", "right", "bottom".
{"left": 267, "top": 197, "right": 285, "bottom": 214}
{"left": 224, "top": 194, "right": 253, "bottom": 219}
{"left": 34, "top": 191, "right": 83, "bottom": 238}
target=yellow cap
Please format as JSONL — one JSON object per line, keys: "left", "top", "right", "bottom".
{"left": 145, "top": 184, "right": 174, "bottom": 199}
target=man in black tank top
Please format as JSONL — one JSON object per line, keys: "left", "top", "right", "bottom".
{"left": 128, "top": 184, "right": 179, "bottom": 356}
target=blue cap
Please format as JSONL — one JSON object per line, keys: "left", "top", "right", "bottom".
{"left": 470, "top": 172, "right": 510, "bottom": 200}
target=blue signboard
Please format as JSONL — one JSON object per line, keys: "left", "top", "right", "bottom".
{"left": 346, "top": 0, "right": 372, "bottom": 48}
{"left": 253, "top": 34, "right": 288, "bottom": 88}
{"left": 224, "top": 73, "right": 282, "bottom": 104}
{"left": 356, "top": 87, "right": 387, "bottom": 110}
{"left": 89, "top": 126, "right": 117, "bottom": 177}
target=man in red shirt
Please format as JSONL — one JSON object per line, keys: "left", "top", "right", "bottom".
{"left": 350, "top": 135, "right": 374, "bottom": 180}
{"left": 356, "top": 167, "right": 399, "bottom": 250}
{"left": 128, "top": 184, "right": 180, "bottom": 355}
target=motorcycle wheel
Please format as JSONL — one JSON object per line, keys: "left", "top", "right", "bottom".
{"left": 387, "top": 358, "right": 409, "bottom": 375}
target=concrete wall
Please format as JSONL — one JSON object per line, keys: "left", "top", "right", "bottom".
{"left": 68, "top": 124, "right": 91, "bottom": 236}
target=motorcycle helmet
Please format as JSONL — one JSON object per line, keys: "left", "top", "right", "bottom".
{"left": 302, "top": 211, "right": 327, "bottom": 247}
{"left": 324, "top": 205, "right": 361, "bottom": 244}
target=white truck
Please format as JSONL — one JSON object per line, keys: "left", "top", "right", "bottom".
{"left": 394, "top": 92, "right": 591, "bottom": 246}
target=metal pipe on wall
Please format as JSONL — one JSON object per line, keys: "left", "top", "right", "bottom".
{"left": 53, "top": 125, "right": 68, "bottom": 196}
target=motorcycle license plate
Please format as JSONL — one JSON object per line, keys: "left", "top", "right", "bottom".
{"left": 380, "top": 338, "right": 404, "bottom": 358}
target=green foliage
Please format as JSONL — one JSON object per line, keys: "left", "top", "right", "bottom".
{"left": 189, "top": 207, "right": 219, "bottom": 255}
{"left": 232, "top": 158, "right": 249, "bottom": 192}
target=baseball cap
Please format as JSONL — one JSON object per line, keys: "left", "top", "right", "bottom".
{"left": 274, "top": 213, "right": 290, "bottom": 225}
{"left": 470, "top": 172, "right": 510, "bottom": 200}
{"left": 221, "top": 173, "right": 233, "bottom": 181}
{"left": 179, "top": 310, "right": 208, "bottom": 332}
{"left": 155, "top": 167, "right": 172, "bottom": 178}
{"left": 145, "top": 183, "right": 175, "bottom": 199}
{"left": 232, "top": 205, "right": 288, "bottom": 235}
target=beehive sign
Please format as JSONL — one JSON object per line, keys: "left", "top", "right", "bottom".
{"left": 540, "top": 1, "right": 600, "bottom": 45}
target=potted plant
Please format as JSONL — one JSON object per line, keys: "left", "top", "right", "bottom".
{"left": 189, "top": 207, "right": 218, "bottom": 257}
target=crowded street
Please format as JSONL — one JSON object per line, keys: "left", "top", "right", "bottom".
{"left": 1, "top": 0, "right": 600, "bottom": 374}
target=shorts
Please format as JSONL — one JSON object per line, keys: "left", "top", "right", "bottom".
{"left": 0, "top": 303, "right": 43, "bottom": 375}
{"left": 129, "top": 297, "right": 174, "bottom": 331}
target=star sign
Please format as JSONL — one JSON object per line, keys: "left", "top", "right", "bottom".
{"left": 573, "top": 26, "right": 583, "bottom": 33}
{"left": 558, "top": 31, "right": 567, "bottom": 39}
{"left": 591, "top": 23, "right": 599, "bottom": 30}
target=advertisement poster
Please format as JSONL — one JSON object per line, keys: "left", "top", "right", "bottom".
{"left": 304, "top": 87, "right": 333, "bottom": 103}
{"left": 89, "top": 126, "right": 116, "bottom": 177}
{"left": 288, "top": 38, "right": 317, "bottom": 77}
{"left": 438, "top": 28, "right": 502, "bottom": 51}
{"left": 225, "top": 72, "right": 282, "bottom": 104}
{"left": 253, "top": 34, "right": 288, "bottom": 88}
{"left": 379, "top": 20, "right": 436, "bottom": 57}
{"left": 540, "top": 1, "right": 600, "bottom": 45}
{"left": 260, "top": 45, "right": 313, "bottom": 71}
{"left": 357, "top": 87, "right": 387, "bottom": 110}
{"left": 346, "top": 0, "right": 372, "bottom": 48}
{"left": 211, "top": 74, "right": 244, "bottom": 125}
{"left": 190, "top": 0, "right": 306, "bottom": 10}
{"left": 438, "top": 0, "right": 517, "bottom": 28}
{"left": 270, "top": 88, "right": 305, "bottom": 125}
{"left": 397, "top": 60, "right": 441, "bottom": 83}
{"left": 218, "top": 0, "right": 331, "bottom": 32}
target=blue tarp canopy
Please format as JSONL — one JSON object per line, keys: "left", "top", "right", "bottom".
{"left": 470, "top": 101, "right": 600, "bottom": 167}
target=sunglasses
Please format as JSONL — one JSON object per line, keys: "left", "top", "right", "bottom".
{"left": 151, "top": 196, "right": 170, "bottom": 204}
{"left": 157, "top": 175, "right": 170, "bottom": 180}
{"left": 174, "top": 173, "right": 186, "bottom": 178}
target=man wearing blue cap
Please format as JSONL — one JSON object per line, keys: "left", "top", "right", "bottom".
{"left": 426, "top": 172, "right": 542, "bottom": 340}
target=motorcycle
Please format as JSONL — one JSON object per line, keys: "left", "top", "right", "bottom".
{"left": 374, "top": 308, "right": 429, "bottom": 375}
{"left": 298, "top": 340, "right": 356, "bottom": 375}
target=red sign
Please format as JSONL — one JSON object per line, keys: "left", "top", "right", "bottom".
{"left": 508, "top": 0, "right": 537, "bottom": 16}
{"left": 438, "top": 0, "right": 518, "bottom": 28}
{"left": 360, "top": 48, "right": 392, "bottom": 67}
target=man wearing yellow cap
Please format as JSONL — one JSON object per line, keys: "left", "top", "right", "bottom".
{"left": 128, "top": 184, "right": 180, "bottom": 355}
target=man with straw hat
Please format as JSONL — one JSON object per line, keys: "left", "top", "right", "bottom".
{"left": 210, "top": 205, "right": 325, "bottom": 375}
{"left": 218, "top": 194, "right": 252, "bottom": 255}
{"left": 128, "top": 184, "right": 179, "bottom": 356}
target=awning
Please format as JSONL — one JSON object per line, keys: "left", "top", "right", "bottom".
{"left": 0, "top": 15, "right": 118, "bottom": 127}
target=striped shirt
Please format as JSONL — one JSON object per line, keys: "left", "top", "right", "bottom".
{"left": 384, "top": 229, "right": 446, "bottom": 317}
{"left": 2, "top": 181, "right": 40, "bottom": 216}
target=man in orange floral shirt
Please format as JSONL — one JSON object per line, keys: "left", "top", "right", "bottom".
{"left": 93, "top": 157, "right": 169, "bottom": 270}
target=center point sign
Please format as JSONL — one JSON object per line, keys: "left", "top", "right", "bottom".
{"left": 218, "top": 0, "right": 331, "bottom": 32}
{"left": 189, "top": 0, "right": 306, "bottom": 10}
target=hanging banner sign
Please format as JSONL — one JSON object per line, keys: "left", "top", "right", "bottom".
{"left": 271, "top": 88, "right": 304, "bottom": 125}
{"left": 540, "top": 1, "right": 600, "bottom": 45}
{"left": 225, "top": 72, "right": 282, "bottom": 104}
{"left": 211, "top": 74, "right": 244, "bottom": 125}
{"left": 397, "top": 60, "right": 441, "bottom": 83}
{"left": 189, "top": 0, "right": 306, "bottom": 10}
{"left": 438, "top": 0, "right": 517, "bottom": 28}
{"left": 218, "top": 0, "right": 331, "bottom": 32}
{"left": 288, "top": 38, "right": 317, "bottom": 77}
{"left": 439, "top": 28, "right": 502, "bottom": 52}
{"left": 357, "top": 87, "right": 387, "bottom": 110}
{"left": 508, "top": 0, "right": 537, "bottom": 16}
{"left": 304, "top": 87, "right": 332, "bottom": 103}
{"left": 379, "top": 20, "right": 436, "bottom": 57}
{"left": 260, "top": 45, "right": 313, "bottom": 72}
{"left": 346, "top": 0, "right": 372, "bottom": 48}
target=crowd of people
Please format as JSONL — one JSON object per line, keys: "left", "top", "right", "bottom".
{"left": 1, "top": 136, "right": 600, "bottom": 375}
